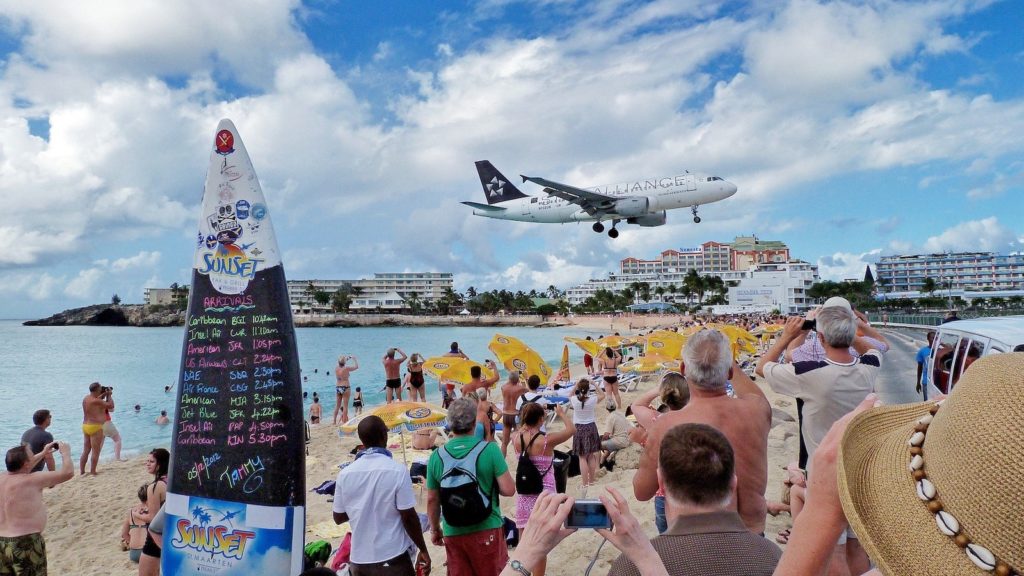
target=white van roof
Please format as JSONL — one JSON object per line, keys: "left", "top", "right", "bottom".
{"left": 940, "top": 316, "right": 1024, "bottom": 347}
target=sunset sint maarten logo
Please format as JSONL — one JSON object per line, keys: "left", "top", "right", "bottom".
{"left": 496, "top": 336, "right": 510, "bottom": 344}
{"left": 171, "top": 504, "right": 255, "bottom": 562}
{"left": 512, "top": 359, "right": 527, "bottom": 372}
{"left": 405, "top": 407, "right": 433, "bottom": 419}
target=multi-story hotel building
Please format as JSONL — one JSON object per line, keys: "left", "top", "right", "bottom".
{"left": 876, "top": 252, "right": 1024, "bottom": 293}
{"left": 286, "top": 272, "right": 454, "bottom": 312}
{"left": 619, "top": 236, "right": 790, "bottom": 276}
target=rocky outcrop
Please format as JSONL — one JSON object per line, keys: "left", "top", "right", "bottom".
{"left": 23, "top": 305, "right": 185, "bottom": 327}
{"left": 25, "top": 306, "right": 568, "bottom": 328}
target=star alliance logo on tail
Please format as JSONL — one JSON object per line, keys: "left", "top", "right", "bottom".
{"left": 487, "top": 176, "right": 506, "bottom": 198}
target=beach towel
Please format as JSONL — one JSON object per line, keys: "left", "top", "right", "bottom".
{"left": 330, "top": 533, "right": 352, "bottom": 571}
{"left": 311, "top": 479, "right": 336, "bottom": 495}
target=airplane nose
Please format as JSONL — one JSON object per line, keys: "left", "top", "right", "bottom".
{"left": 724, "top": 181, "right": 738, "bottom": 197}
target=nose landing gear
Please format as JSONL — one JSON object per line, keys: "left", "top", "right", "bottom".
{"left": 692, "top": 205, "right": 701, "bottom": 224}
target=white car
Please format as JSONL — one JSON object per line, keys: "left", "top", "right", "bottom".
{"left": 926, "top": 316, "right": 1024, "bottom": 399}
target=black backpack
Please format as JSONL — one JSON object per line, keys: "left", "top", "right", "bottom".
{"left": 438, "top": 441, "right": 492, "bottom": 527}
{"left": 516, "top": 432, "right": 553, "bottom": 495}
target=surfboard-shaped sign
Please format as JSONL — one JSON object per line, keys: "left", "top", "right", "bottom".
{"left": 163, "top": 119, "right": 305, "bottom": 575}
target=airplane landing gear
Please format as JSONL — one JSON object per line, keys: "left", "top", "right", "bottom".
{"left": 692, "top": 205, "right": 701, "bottom": 224}
{"left": 607, "top": 219, "right": 621, "bottom": 238}
{"left": 592, "top": 222, "right": 605, "bottom": 233}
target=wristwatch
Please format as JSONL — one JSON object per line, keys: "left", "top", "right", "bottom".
{"left": 508, "top": 558, "right": 532, "bottom": 576}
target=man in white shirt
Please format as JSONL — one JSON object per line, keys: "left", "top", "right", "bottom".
{"left": 755, "top": 305, "right": 881, "bottom": 576}
{"left": 333, "top": 416, "right": 430, "bottom": 576}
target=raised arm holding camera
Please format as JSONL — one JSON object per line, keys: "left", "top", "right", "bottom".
{"left": 80, "top": 382, "right": 114, "bottom": 476}
{"left": 0, "top": 440, "right": 74, "bottom": 575}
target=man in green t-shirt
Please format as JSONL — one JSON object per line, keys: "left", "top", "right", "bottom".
{"left": 427, "top": 397, "right": 514, "bottom": 575}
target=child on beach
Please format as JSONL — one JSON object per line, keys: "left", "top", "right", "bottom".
{"left": 352, "top": 388, "right": 363, "bottom": 415}
{"left": 120, "top": 485, "right": 149, "bottom": 563}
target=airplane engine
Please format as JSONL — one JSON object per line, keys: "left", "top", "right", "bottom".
{"left": 627, "top": 211, "right": 667, "bottom": 227}
{"left": 613, "top": 197, "right": 649, "bottom": 218}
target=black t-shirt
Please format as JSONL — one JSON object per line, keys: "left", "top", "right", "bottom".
{"left": 21, "top": 426, "right": 53, "bottom": 472}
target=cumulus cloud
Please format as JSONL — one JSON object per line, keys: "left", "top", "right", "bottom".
{"left": 922, "top": 217, "right": 1019, "bottom": 253}
{"left": 817, "top": 249, "right": 882, "bottom": 282}
{"left": 0, "top": 0, "right": 1019, "bottom": 317}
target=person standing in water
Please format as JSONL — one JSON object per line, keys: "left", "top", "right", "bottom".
{"left": 334, "top": 355, "right": 359, "bottom": 425}
{"left": 406, "top": 353, "right": 427, "bottom": 403}
{"left": 382, "top": 348, "right": 408, "bottom": 404}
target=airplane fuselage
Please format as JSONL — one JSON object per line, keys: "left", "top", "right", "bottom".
{"left": 470, "top": 172, "right": 736, "bottom": 224}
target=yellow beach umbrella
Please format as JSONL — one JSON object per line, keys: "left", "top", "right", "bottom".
{"left": 487, "top": 333, "right": 529, "bottom": 359}
{"left": 621, "top": 353, "right": 679, "bottom": 374}
{"left": 422, "top": 356, "right": 496, "bottom": 385}
{"left": 644, "top": 330, "right": 687, "bottom": 359}
{"left": 596, "top": 335, "right": 625, "bottom": 349}
{"left": 488, "top": 335, "right": 552, "bottom": 382}
{"left": 339, "top": 401, "right": 448, "bottom": 435}
{"left": 339, "top": 401, "right": 448, "bottom": 464}
{"left": 551, "top": 344, "right": 571, "bottom": 383}
{"left": 565, "top": 336, "right": 602, "bottom": 357}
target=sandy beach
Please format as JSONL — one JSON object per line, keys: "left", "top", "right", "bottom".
{"left": 38, "top": 351, "right": 798, "bottom": 576}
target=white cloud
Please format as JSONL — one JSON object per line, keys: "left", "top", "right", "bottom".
{"left": 64, "top": 267, "right": 104, "bottom": 299}
{"left": 111, "top": 251, "right": 161, "bottom": 271}
{"left": 817, "top": 249, "right": 882, "bottom": 282}
{"left": 922, "top": 217, "right": 1019, "bottom": 253}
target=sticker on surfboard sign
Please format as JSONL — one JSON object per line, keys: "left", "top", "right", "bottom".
{"left": 215, "top": 130, "right": 235, "bottom": 155}
{"left": 194, "top": 121, "right": 281, "bottom": 295}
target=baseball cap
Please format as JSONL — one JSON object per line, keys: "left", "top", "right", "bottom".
{"left": 822, "top": 296, "right": 852, "bottom": 311}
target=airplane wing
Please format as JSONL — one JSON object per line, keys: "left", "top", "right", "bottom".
{"left": 521, "top": 175, "right": 616, "bottom": 215}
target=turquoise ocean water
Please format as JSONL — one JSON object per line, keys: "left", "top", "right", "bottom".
{"left": 0, "top": 320, "right": 594, "bottom": 459}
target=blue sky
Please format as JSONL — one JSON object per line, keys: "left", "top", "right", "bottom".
{"left": 0, "top": 0, "right": 1021, "bottom": 318}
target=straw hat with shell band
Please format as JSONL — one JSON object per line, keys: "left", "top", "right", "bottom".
{"left": 837, "top": 353, "right": 1024, "bottom": 576}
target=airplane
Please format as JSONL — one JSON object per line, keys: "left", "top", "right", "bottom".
{"left": 461, "top": 160, "right": 738, "bottom": 238}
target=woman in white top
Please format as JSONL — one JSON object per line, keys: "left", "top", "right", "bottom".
{"left": 569, "top": 378, "right": 605, "bottom": 488}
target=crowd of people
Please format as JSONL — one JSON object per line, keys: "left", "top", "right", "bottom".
{"left": 5, "top": 303, "right": 1022, "bottom": 576}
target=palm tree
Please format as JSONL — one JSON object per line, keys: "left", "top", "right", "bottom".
{"left": 654, "top": 286, "right": 665, "bottom": 302}
{"left": 665, "top": 283, "right": 678, "bottom": 302}
{"left": 405, "top": 291, "right": 421, "bottom": 314}
{"left": 332, "top": 289, "right": 351, "bottom": 313}
{"left": 547, "top": 285, "right": 562, "bottom": 299}
{"left": 921, "top": 277, "right": 937, "bottom": 295}
{"left": 684, "top": 269, "right": 703, "bottom": 304}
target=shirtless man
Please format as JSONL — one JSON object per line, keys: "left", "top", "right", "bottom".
{"left": 499, "top": 372, "right": 528, "bottom": 456}
{"left": 80, "top": 382, "right": 114, "bottom": 475}
{"left": 383, "top": 348, "right": 408, "bottom": 404}
{"left": 460, "top": 360, "right": 498, "bottom": 400}
{"left": 333, "top": 355, "right": 359, "bottom": 425}
{"left": 309, "top": 397, "right": 323, "bottom": 425}
{"left": 1, "top": 441, "right": 74, "bottom": 574}
{"left": 633, "top": 329, "right": 771, "bottom": 535}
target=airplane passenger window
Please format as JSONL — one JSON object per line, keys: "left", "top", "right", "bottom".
{"left": 531, "top": 198, "right": 538, "bottom": 203}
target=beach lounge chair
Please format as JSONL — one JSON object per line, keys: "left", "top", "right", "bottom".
{"left": 618, "top": 373, "right": 641, "bottom": 393}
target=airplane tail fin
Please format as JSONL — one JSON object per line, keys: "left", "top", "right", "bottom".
{"left": 475, "top": 160, "right": 529, "bottom": 204}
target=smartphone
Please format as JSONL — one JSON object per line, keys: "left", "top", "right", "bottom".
{"left": 801, "top": 319, "right": 816, "bottom": 331}
{"left": 565, "top": 500, "right": 612, "bottom": 529}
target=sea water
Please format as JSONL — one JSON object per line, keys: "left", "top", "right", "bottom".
{"left": 0, "top": 320, "right": 596, "bottom": 458}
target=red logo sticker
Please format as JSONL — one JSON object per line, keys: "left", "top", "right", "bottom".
{"left": 215, "top": 130, "right": 235, "bottom": 155}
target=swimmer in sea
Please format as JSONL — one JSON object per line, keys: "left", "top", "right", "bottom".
{"left": 333, "top": 355, "right": 359, "bottom": 425}
{"left": 352, "top": 387, "right": 363, "bottom": 416}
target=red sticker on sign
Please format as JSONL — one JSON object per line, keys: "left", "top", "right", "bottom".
{"left": 215, "top": 130, "right": 235, "bottom": 155}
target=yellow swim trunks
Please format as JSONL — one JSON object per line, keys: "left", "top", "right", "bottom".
{"left": 82, "top": 423, "right": 103, "bottom": 435}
